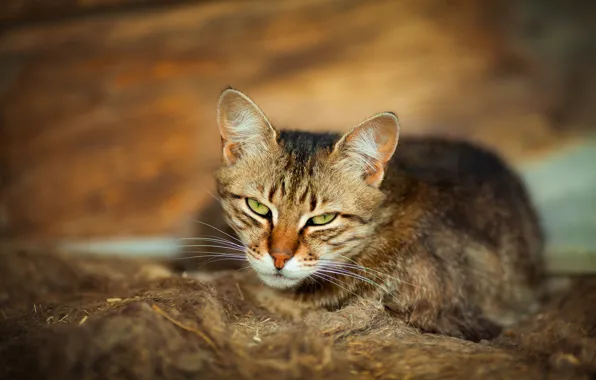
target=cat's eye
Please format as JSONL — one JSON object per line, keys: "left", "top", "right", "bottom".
{"left": 307, "top": 213, "right": 337, "bottom": 226}
{"left": 246, "top": 198, "right": 270, "bottom": 216}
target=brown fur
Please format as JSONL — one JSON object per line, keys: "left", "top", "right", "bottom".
{"left": 179, "top": 88, "right": 546, "bottom": 342}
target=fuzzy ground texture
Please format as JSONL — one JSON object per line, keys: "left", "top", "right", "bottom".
{"left": 1, "top": 249, "right": 595, "bottom": 380}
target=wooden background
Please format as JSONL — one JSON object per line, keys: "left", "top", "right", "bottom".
{"left": 1, "top": 0, "right": 595, "bottom": 241}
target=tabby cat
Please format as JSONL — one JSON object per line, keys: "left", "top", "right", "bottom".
{"left": 183, "top": 88, "right": 546, "bottom": 341}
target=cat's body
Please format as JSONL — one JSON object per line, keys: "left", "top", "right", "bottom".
{"left": 179, "top": 89, "right": 546, "bottom": 341}
{"left": 287, "top": 133, "right": 544, "bottom": 340}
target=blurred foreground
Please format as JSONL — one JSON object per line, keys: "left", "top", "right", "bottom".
{"left": 1, "top": 248, "right": 596, "bottom": 379}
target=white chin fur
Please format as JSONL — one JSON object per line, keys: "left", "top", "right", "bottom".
{"left": 258, "top": 273, "right": 303, "bottom": 289}
{"left": 247, "top": 255, "right": 312, "bottom": 289}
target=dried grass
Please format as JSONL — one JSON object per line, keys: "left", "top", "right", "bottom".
{"left": 0, "top": 249, "right": 595, "bottom": 379}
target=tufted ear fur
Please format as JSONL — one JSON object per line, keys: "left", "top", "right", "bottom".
{"left": 332, "top": 112, "right": 400, "bottom": 187}
{"left": 217, "top": 88, "right": 277, "bottom": 165}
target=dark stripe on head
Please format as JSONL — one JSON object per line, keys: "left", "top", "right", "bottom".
{"left": 283, "top": 156, "right": 294, "bottom": 172}
{"left": 268, "top": 183, "right": 278, "bottom": 202}
{"left": 299, "top": 187, "right": 309, "bottom": 203}
{"left": 309, "top": 192, "right": 317, "bottom": 212}
{"left": 280, "top": 179, "right": 287, "bottom": 197}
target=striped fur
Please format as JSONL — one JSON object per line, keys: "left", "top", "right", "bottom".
{"left": 211, "top": 88, "right": 546, "bottom": 342}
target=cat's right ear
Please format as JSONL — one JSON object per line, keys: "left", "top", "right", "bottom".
{"left": 332, "top": 112, "right": 400, "bottom": 188}
{"left": 217, "top": 88, "right": 277, "bottom": 165}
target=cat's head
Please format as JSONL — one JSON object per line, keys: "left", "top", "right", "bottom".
{"left": 214, "top": 88, "right": 399, "bottom": 289}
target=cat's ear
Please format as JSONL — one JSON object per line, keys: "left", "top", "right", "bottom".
{"left": 217, "top": 88, "right": 277, "bottom": 165}
{"left": 332, "top": 112, "right": 400, "bottom": 187}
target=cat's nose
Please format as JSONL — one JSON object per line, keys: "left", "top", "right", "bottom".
{"left": 269, "top": 250, "right": 292, "bottom": 270}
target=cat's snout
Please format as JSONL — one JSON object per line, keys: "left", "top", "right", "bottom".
{"left": 269, "top": 250, "right": 292, "bottom": 270}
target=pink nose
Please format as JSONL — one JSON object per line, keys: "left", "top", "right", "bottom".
{"left": 270, "top": 252, "right": 292, "bottom": 269}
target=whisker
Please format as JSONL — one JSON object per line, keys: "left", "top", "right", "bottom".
{"left": 195, "top": 257, "right": 248, "bottom": 269}
{"left": 311, "top": 273, "right": 368, "bottom": 303}
{"left": 179, "top": 242, "right": 245, "bottom": 251}
{"left": 235, "top": 265, "right": 253, "bottom": 272}
{"left": 180, "top": 257, "right": 247, "bottom": 264}
{"left": 177, "top": 244, "right": 246, "bottom": 252}
{"left": 193, "top": 220, "right": 244, "bottom": 245}
{"left": 180, "top": 234, "right": 244, "bottom": 243}
{"left": 167, "top": 252, "right": 245, "bottom": 261}
{"left": 322, "top": 257, "right": 427, "bottom": 291}
{"left": 206, "top": 189, "right": 222, "bottom": 202}
{"left": 318, "top": 261, "right": 408, "bottom": 308}
{"left": 312, "top": 272, "right": 348, "bottom": 289}
{"left": 178, "top": 241, "right": 246, "bottom": 251}
{"left": 322, "top": 261, "right": 398, "bottom": 286}
{"left": 316, "top": 267, "right": 379, "bottom": 287}
{"left": 179, "top": 250, "right": 244, "bottom": 255}
{"left": 179, "top": 236, "right": 245, "bottom": 249}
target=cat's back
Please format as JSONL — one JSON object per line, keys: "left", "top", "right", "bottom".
{"left": 385, "top": 136, "right": 541, "bottom": 240}
{"left": 386, "top": 137, "right": 541, "bottom": 233}
{"left": 388, "top": 136, "right": 515, "bottom": 186}
{"left": 384, "top": 136, "right": 545, "bottom": 312}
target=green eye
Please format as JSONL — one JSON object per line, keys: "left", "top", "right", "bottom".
{"left": 247, "top": 198, "right": 270, "bottom": 216}
{"left": 308, "top": 213, "right": 337, "bottom": 226}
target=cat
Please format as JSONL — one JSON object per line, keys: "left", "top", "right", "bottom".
{"left": 179, "top": 87, "right": 546, "bottom": 341}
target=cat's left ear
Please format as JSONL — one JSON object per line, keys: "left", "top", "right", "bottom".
{"left": 332, "top": 112, "right": 400, "bottom": 188}
{"left": 217, "top": 88, "right": 278, "bottom": 165}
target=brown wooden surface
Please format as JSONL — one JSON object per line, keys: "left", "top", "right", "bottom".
{"left": 1, "top": 0, "right": 198, "bottom": 25}
{"left": 0, "top": 0, "right": 594, "bottom": 240}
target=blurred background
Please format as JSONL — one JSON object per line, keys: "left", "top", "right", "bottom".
{"left": 1, "top": 0, "right": 595, "bottom": 272}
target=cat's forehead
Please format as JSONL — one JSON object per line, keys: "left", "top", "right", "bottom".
{"left": 260, "top": 158, "right": 361, "bottom": 215}
{"left": 217, "top": 129, "right": 380, "bottom": 213}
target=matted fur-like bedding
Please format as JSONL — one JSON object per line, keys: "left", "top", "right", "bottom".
{"left": 0, "top": 249, "right": 595, "bottom": 379}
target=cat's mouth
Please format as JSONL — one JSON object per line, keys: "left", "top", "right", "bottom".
{"left": 262, "top": 272, "right": 294, "bottom": 280}
{"left": 260, "top": 273, "right": 285, "bottom": 280}
{"left": 258, "top": 271, "right": 305, "bottom": 289}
